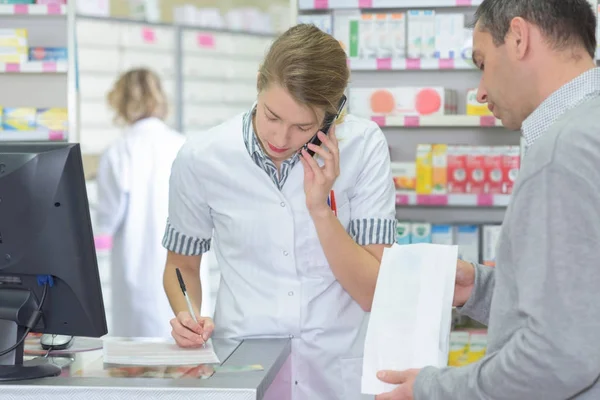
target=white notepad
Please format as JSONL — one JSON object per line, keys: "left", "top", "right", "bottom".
{"left": 361, "top": 243, "right": 457, "bottom": 395}
{"left": 102, "top": 337, "right": 220, "bottom": 366}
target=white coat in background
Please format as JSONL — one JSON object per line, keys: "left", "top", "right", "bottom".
{"left": 96, "top": 117, "right": 185, "bottom": 338}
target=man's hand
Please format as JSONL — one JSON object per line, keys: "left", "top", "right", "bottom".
{"left": 454, "top": 259, "right": 475, "bottom": 307}
{"left": 375, "top": 369, "right": 420, "bottom": 400}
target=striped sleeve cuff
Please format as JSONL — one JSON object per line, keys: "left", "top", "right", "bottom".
{"left": 349, "top": 218, "right": 397, "bottom": 246}
{"left": 162, "top": 220, "right": 211, "bottom": 256}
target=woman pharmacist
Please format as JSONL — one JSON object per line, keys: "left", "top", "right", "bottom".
{"left": 162, "top": 24, "right": 396, "bottom": 400}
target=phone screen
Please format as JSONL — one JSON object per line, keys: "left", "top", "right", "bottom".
{"left": 304, "top": 94, "right": 347, "bottom": 157}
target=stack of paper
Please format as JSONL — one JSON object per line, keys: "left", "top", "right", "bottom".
{"left": 103, "top": 337, "right": 220, "bottom": 366}
{"left": 361, "top": 243, "right": 457, "bottom": 395}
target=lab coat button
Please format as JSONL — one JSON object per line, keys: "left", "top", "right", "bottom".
{"left": 288, "top": 291, "right": 294, "bottom": 296}
{"left": 289, "top": 334, "right": 294, "bottom": 338}
{"left": 283, "top": 250, "right": 289, "bottom": 256}
{"left": 280, "top": 202, "right": 285, "bottom": 207}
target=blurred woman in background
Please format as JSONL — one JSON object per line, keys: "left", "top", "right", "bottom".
{"left": 96, "top": 68, "right": 185, "bottom": 338}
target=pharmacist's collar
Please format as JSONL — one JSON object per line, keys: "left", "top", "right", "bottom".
{"left": 521, "top": 67, "right": 600, "bottom": 149}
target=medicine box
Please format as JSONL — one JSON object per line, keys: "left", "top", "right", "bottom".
{"left": 410, "top": 223, "right": 432, "bottom": 244}
{"left": 455, "top": 225, "right": 480, "bottom": 263}
{"left": 37, "top": 108, "right": 68, "bottom": 131}
{"left": 28, "top": 47, "right": 68, "bottom": 62}
{"left": 447, "top": 145, "right": 468, "bottom": 194}
{"left": 297, "top": 14, "right": 333, "bottom": 35}
{"left": 482, "top": 225, "right": 502, "bottom": 267}
{"left": 415, "top": 144, "right": 432, "bottom": 195}
{"left": 465, "top": 146, "right": 486, "bottom": 194}
{"left": 0, "top": 29, "right": 27, "bottom": 47}
{"left": 431, "top": 144, "right": 447, "bottom": 194}
{"left": 406, "top": 10, "right": 422, "bottom": 59}
{"left": 396, "top": 222, "right": 411, "bottom": 245}
{"left": 466, "top": 88, "right": 493, "bottom": 116}
{"left": 484, "top": 146, "right": 504, "bottom": 194}
{"left": 2, "top": 107, "right": 37, "bottom": 131}
{"left": 0, "top": 46, "right": 27, "bottom": 64}
{"left": 502, "top": 146, "right": 520, "bottom": 194}
{"left": 349, "top": 87, "right": 457, "bottom": 118}
{"left": 431, "top": 224, "right": 453, "bottom": 245}
{"left": 391, "top": 162, "right": 416, "bottom": 193}
{"left": 434, "top": 13, "right": 465, "bottom": 59}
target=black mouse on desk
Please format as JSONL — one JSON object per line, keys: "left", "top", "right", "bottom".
{"left": 40, "top": 334, "right": 74, "bottom": 351}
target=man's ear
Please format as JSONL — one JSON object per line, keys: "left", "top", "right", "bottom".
{"left": 508, "top": 17, "right": 530, "bottom": 60}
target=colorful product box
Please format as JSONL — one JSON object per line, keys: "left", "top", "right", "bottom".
{"left": 0, "top": 29, "right": 27, "bottom": 47}
{"left": 391, "top": 161, "right": 416, "bottom": 193}
{"left": 406, "top": 10, "right": 422, "bottom": 59}
{"left": 28, "top": 47, "right": 68, "bottom": 62}
{"left": 466, "top": 146, "right": 486, "bottom": 194}
{"left": 0, "top": 0, "right": 35, "bottom": 4}
{"left": 431, "top": 144, "right": 447, "bottom": 194}
{"left": 484, "top": 146, "right": 504, "bottom": 194}
{"left": 0, "top": 46, "right": 27, "bottom": 64}
{"left": 349, "top": 87, "right": 457, "bottom": 118}
{"left": 396, "top": 222, "right": 411, "bottom": 245}
{"left": 415, "top": 144, "right": 432, "bottom": 195}
{"left": 36, "top": 107, "right": 68, "bottom": 131}
{"left": 447, "top": 145, "right": 468, "bottom": 194}
{"left": 2, "top": 107, "right": 37, "bottom": 130}
{"left": 502, "top": 146, "right": 520, "bottom": 194}
{"left": 466, "top": 88, "right": 493, "bottom": 116}
{"left": 410, "top": 223, "right": 432, "bottom": 244}
{"left": 390, "top": 13, "right": 406, "bottom": 60}
{"left": 448, "top": 331, "right": 470, "bottom": 367}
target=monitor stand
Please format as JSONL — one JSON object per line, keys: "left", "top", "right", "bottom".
{"left": 0, "top": 289, "right": 62, "bottom": 382}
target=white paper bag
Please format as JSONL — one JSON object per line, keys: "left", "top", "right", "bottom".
{"left": 361, "top": 243, "right": 458, "bottom": 395}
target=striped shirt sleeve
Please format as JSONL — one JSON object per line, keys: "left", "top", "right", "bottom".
{"left": 162, "top": 143, "right": 213, "bottom": 256}
{"left": 348, "top": 123, "right": 397, "bottom": 246}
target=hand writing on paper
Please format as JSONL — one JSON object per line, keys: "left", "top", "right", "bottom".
{"left": 375, "top": 369, "right": 420, "bottom": 400}
{"left": 454, "top": 259, "right": 475, "bottom": 307}
{"left": 170, "top": 312, "right": 214, "bottom": 348}
{"left": 300, "top": 125, "right": 340, "bottom": 218}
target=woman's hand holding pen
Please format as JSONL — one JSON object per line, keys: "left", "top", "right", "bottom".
{"left": 300, "top": 124, "right": 340, "bottom": 218}
{"left": 170, "top": 312, "right": 214, "bottom": 348}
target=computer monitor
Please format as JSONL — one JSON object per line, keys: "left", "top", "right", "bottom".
{"left": 0, "top": 142, "right": 107, "bottom": 381}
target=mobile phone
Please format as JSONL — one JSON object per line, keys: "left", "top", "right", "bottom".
{"left": 305, "top": 94, "right": 347, "bottom": 157}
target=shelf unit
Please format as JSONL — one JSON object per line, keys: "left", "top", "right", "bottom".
{"left": 0, "top": 1, "right": 74, "bottom": 143}
{"left": 299, "top": 0, "right": 483, "bottom": 10}
{"left": 75, "top": 16, "right": 274, "bottom": 155}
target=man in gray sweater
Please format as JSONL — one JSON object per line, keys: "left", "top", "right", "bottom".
{"left": 375, "top": 1, "right": 600, "bottom": 399}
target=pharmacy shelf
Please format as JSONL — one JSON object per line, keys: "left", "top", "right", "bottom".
{"left": 0, "top": 4, "right": 66, "bottom": 15}
{"left": 372, "top": 115, "right": 502, "bottom": 128}
{"left": 0, "top": 130, "right": 66, "bottom": 141}
{"left": 349, "top": 57, "right": 475, "bottom": 71}
{"left": 0, "top": 61, "right": 67, "bottom": 73}
{"left": 396, "top": 192, "right": 511, "bottom": 207}
{"left": 299, "top": 0, "right": 482, "bottom": 10}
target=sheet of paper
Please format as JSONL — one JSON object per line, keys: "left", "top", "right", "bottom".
{"left": 361, "top": 243, "right": 457, "bottom": 395}
{"left": 102, "top": 337, "right": 220, "bottom": 366}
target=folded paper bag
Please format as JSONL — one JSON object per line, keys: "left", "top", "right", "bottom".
{"left": 361, "top": 243, "right": 458, "bottom": 395}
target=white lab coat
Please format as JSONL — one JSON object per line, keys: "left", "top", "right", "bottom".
{"left": 96, "top": 117, "right": 185, "bottom": 338}
{"left": 164, "top": 113, "right": 396, "bottom": 400}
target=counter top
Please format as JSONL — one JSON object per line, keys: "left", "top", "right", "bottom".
{"left": 1, "top": 337, "right": 292, "bottom": 400}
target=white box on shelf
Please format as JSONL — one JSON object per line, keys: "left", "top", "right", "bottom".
{"left": 482, "top": 224, "right": 502, "bottom": 267}
{"left": 77, "top": 48, "right": 120, "bottom": 73}
{"left": 77, "top": 20, "right": 121, "bottom": 46}
{"left": 183, "top": 55, "right": 226, "bottom": 79}
{"left": 431, "top": 224, "right": 453, "bottom": 245}
{"left": 455, "top": 225, "right": 480, "bottom": 263}
{"left": 375, "top": 14, "right": 392, "bottom": 59}
{"left": 390, "top": 13, "right": 406, "bottom": 60}
{"left": 79, "top": 101, "right": 114, "bottom": 126}
{"left": 184, "top": 81, "right": 224, "bottom": 103}
{"left": 298, "top": 13, "right": 333, "bottom": 34}
{"left": 421, "top": 10, "right": 436, "bottom": 59}
{"left": 120, "top": 24, "right": 175, "bottom": 50}
{"left": 121, "top": 50, "right": 175, "bottom": 78}
{"left": 407, "top": 10, "right": 422, "bottom": 59}
{"left": 79, "top": 74, "right": 116, "bottom": 100}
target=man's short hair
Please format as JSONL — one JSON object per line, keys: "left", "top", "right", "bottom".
{"left": 473, "top": 0, "right": 597, "bottom": 58}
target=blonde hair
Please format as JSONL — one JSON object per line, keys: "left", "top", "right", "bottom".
{"left": 107, "top": 68, "right": 168, "bottom": 125}
{"left": 257, "top": 24, "right": 349, "bottom": 125}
